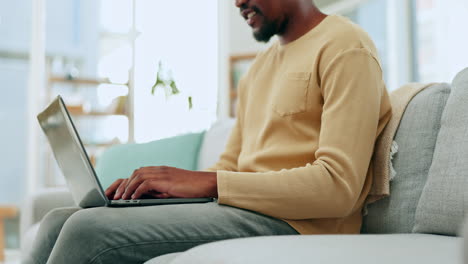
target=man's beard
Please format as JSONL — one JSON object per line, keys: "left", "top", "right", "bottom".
{"left": 253, "top": 17, "right": 287, "bottom": 43}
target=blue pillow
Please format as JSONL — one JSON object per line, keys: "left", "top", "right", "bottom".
{"left": 95, "top": 132, "right": 205, "bottom": 190}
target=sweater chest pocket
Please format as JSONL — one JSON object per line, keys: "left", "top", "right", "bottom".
{"left": 273, "top": 72, "right": 311, "bottom": 117}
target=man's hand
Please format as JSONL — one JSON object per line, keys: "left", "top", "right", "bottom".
{"left": 104, "top": 166, "right": 218, "bottom": 200}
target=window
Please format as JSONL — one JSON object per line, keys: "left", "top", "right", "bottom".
{"left": 335, "top": 0, "right": 418, "bottom": 91}
{"left": 97, "top": 0, "right": 219, "bottom": 143}
{"left": 344, "top": 0, "right": 388, "bottom": 84}
{"left": 336, "top": 0, "right": 468, "bottom": 88}
{"left": 42, "top": 0, "right": 219, "bottom": 186}
{"left": 413, "top": 0, "right": 468, "bottom": 83}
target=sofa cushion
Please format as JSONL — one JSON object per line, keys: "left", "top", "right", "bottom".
{"left": 150, "top": 234, "right": 462, "bottom": 264}
{"left": 413, "top": 68, "right": 468, "bottom": 235}
{"left": 197, "top": 119, "right": 236, "bottom": 170}
{"left": 362, "top": 83, "right": 450, "bottom": 234}
{"left": 144, "top": 253, "right": 180, "bottom": 264}
{"left": 95, "top": 132, "right": 205, "bottom": 190}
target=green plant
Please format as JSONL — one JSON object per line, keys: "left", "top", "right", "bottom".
{"left": 151, "top": 61, "right": 193, "bottom": 109}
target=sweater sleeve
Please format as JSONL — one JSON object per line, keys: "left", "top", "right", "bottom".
{"left": 217, "top": 49, "right": 384, "bottom": 220}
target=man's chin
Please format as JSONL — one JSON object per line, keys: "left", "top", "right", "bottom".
{"left": 253, "top": 30, "right": 274, "bottom": 43}
{"left": 252, "top": 21, "right": 277, "bottom": 43}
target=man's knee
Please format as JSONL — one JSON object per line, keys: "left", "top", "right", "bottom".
{"left": 50, "top": 208, "right": 147, "bottom": 263}
{"left": 58, "top": 208, "right": 108, "bottom": 243}
{"left": 39, "top": 207, "right": 80, "bottom": 233}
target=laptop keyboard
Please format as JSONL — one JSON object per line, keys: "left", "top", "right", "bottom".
{"left": 111, "top": 199, "right": 141, "bottom": 205}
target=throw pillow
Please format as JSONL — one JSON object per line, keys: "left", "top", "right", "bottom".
{"left": 413, "top": 68, "right": 468, "bottom": 235}
{"left": 95, "top": 132, "right": 205, "bottom": 190}
{"left": 362, "top": 83, "right": 451, "bottom": 233}
{"left": 197, "top": 119, "right": 236, "bottom": 170}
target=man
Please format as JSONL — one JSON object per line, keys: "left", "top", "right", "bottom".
{"left": 26, "top": 0, "right": 391, "bottom": 263}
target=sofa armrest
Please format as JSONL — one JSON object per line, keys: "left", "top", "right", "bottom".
{"left": 20, "top": 188, "right": 74, "bottom": 254}
{"left": 21, "top": 187, "right": 75, "bottom": 232}
{"left": 31, "top": 187, "right": 75, "bottom": 223}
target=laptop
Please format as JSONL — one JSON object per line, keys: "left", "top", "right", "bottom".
{"left": 37, "top": 95, "right": 214, "bottom": 208}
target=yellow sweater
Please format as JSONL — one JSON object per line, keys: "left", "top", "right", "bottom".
{"left": 207, "top": 15, "right": 392, "bottom": 234}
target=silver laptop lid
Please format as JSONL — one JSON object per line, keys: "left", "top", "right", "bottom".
{"left": 37, "top": 96, "right": 108, "bottom": 208}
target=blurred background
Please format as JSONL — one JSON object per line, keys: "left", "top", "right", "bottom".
{"left": 0, "top": 0, "right": 467, "bottom": 262}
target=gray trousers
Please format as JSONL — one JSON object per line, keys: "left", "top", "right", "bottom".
{"left": 24, "top": 202, "right": 298, "bottom": 264}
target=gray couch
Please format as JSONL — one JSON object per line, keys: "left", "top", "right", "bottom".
{"left": 23, "top": 68, "right": 468, "bottom": 263}
{"left": 145, "top": 68, "right": 468, "bottom": 264}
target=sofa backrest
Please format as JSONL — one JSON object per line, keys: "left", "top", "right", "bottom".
{"left": 363, "top": 67, "right": 468, "bottom": 236}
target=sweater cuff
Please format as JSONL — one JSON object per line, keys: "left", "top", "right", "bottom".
{"left": 216, "top": 170, "right": 235, "bottom": 204}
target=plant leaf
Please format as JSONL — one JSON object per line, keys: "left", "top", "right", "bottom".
{"left": 151, "top": 79, "right": 165, "bottom": 96}
{"left": 188, "top": 96, "right": 193, "bottom": 110}
{"left": 169, "top": 80, "right": 180, "bottom": 95}
{"left": 151, "top": 61, "right": 166, "bottom": 95}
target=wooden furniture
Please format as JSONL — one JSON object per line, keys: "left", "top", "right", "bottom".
{"left": 0, "top": 206, "right": 17, "bottom": 262}
{"left": 229, "top": 54, "right": 257, "bottom": 117}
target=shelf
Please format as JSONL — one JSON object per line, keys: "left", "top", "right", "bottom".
{"left": 49, "top": 76, "right": 128, "bottom": 86}
{"left": 70, "top": 112, "right": 127, "bottom": 117}
{"left": 84, "top": 142, "right": 121, "bottom": 148}
{"left": 68, "top": 108, "right": 126, "bottom": 117}
{"left": 43, "top": 24, "right": 135, "bottom": 187}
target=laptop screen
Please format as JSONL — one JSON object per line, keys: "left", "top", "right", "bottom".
{"left": 37, "top": 96, "right": 108, "bottom": 208}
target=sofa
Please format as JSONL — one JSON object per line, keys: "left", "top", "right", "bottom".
{"left": 22, "top": 68, "right": 468, "bottom": 263}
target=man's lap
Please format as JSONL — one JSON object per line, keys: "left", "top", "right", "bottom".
{"left": 31, "top": 202, "right": 298, "bottom": 264}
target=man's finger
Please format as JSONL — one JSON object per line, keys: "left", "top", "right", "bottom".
{"left": 131, "top": 180, "right": 154, "bottom": 200}
{"left": 125, "top": 167, "right": 154, "bottom": 190}
{"left": 105, "top": 179, "right": 123, "bottom": 198}
{"left": 113, "top": 179, "right": 128, "bottom": 200}
{"left": 122, "top": 173, "right": 156, "bottom": 200}
{"left": 154, "top": 193, "right": 172, "bottom": 199}
{"left": 126, "top": 169, "right": 141, "bottom": 188}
